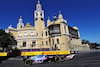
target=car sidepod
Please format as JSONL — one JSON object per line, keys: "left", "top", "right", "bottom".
{"left": 29, "top": 54, "right": 47, "bottom": 64}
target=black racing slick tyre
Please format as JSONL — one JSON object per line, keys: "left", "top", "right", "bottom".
{"left": 54, "top": 56, "right": 60, "bottom": 62}
{"left": 25, "top": 59, "right": 32, "bottom": 66}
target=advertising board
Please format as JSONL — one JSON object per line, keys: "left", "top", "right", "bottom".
{"left": 0, "top": 52, "right": 7, "bottom": 56}
{"left": 21, "top": 51, "right": 70, "bottom": 56}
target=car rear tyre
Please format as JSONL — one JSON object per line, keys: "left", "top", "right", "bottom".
{"left": 54, "top": 56, "right": 60, "bottom": 62}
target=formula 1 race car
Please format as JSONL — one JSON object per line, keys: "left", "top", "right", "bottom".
{"left": 24, "top": 55, "right": 64, "bottom": 65}
{"left": 24, "top": 54, "right": 75, "bottom": 65}
{"left": 25, "top": 54, "right": 47, "bottom": 65}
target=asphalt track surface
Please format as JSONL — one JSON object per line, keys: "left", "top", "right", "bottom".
{"left": 0, "top": 51, "right": 100, "bottom": 67}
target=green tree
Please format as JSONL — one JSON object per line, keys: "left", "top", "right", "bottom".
{"left": 0, "top": 29, "right": 17, "bottom": 50}
{"left": 82, "top": 39, "right": 90, "bottom": 44}
{"left": 82, "top": 39, "right": 99, "bottom": 49}
{"left": 90, "top": 43, "right": 99, "bottom": 49}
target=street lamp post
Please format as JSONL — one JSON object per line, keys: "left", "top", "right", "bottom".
{"left": 31, "top": 44, "right": 32, "bottom": 52}
{"left": 48, "top": 16, "right": 57, "bottom": 51}
{"left": 53, "top": 16, "right": 57, "bottom": 24}
{"left": 40, "top": 44, "right": 41, "bottom": 51}
{"left": 51, "top": 16, "right": 57, "bottom": 50}
{"left": 21, "top": 45, "right": 23, "bottom": 52}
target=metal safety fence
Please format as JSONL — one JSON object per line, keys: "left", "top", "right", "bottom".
{"left": 14, "top": 43, "right": 90, "bottom": 52}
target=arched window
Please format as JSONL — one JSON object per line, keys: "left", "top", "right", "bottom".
{"left": 64, "top": 25, "right": 67, "bottom": 33}
{"left": 41, "top": 31, "right": 43, "bottom": 37}
{"left": 41, "top": 18, "right": 44, "bottom": 21}
{"left": 30, "top": 32, "right": 34, "bottom": 37}
{"left": 32, "top": 41, "right": 36, "bottom": 47}
{"left": 24, "top": 32, "right": 28, "bottom": 37}
{"left": 45, "top": 31, "right": 47, "bottom": 36}
{"left": 36, "top": 13, "right": 38, "bottom": 16}
{"left": 35, "top": 18, "right": 38, "bottom": 21}
{"left": 42, "top": 33, "right": 43, "bottom": 37}
{"left": 42, "top": 41, "right": 44, "bottom": 46}
{"left": 57, "top": 39, "right": 59, "bottom": 44}
{"left": 18, "top": 32, "right": 22, "bottom": 37}
{"left": 36, "top": 32, "right": 38, "bottom": 36}
{"left": 20, "top": 26, "right": 22, "bottom": 28}
{"left": 46, "top": 41, "right": 48, "bottom": 45}
{"left": 23, "top": 41, "right": 26, "bottom": 47}
{"left": 40, "top": 13, "right": 42, "bottom": 16}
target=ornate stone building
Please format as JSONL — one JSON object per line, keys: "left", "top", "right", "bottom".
{"left": 5, "top": 0, "right": 90, "bottom": 51}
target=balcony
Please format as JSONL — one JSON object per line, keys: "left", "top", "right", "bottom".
{"left": 16, "top": 35, "right": 38, "bottom": 39}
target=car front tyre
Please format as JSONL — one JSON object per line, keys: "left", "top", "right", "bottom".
{"left": 25, "top": 59, "right": 32, "bottom": 66}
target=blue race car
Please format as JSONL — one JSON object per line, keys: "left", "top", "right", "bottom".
{"left": 24, "top": 54, "right": 75, "bottom": 65}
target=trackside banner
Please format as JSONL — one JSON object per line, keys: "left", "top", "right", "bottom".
{"left": 21, "top": 51, "right": 70, "bottom": 56}
{"left": 0, "top": 52, "right": 7, "bottom": 56}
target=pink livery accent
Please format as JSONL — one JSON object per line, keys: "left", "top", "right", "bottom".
{"left": 34, "top": 60, "right": 38, "bottom": 63}
{"left": 34, "top": 58, "right": 47, "bottom": 63}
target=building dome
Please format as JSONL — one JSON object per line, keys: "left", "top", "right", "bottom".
{"left": 24, "top": 22, "right": 34, "bottom": 28}
{"left": 58, "top": 11, "right": 63, "bottom": 19}
{"left": 19, "top": 16, "right": 23, "bottom": 22}
{"left": 73, "top": 26, "right": 79, "bottom": 30}
{"left": 26, "top": 22, "right": 30, "bottom": 26}
{"left": 47, "top": 17, "right": 51, "bottom": 23}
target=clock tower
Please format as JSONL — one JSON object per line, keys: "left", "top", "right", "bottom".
{"left": 34, "top": 0, "right": 45, "bottom": 37}
{"left": 17, "top": 16, "right": 24, "bottom": 29}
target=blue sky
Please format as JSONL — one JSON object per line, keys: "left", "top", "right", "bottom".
{"left": 0, "top": 0, "right": 100, "bottom": 44}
